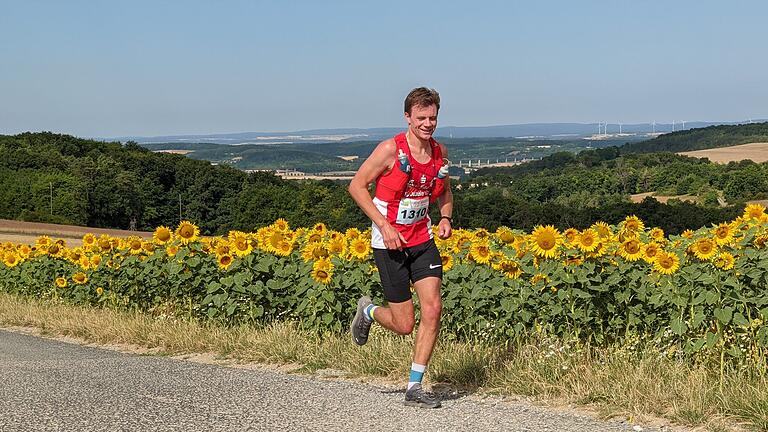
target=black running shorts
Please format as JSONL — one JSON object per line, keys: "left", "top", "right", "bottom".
{"left": 372, "top": 239, "right": 442, "bottom": 303}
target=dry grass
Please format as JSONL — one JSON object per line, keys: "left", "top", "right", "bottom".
{"left": 0, "top": 219, "right": 152, "bottom": 246}
{"left": 1, "top": 293, "right": 765, "bottom": 431}
{"left": 678, "top": 143, "right": 768, "bottom": 164}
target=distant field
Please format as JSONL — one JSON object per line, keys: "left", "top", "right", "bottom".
{"left": 629, "top": 192, "right": 700, "bottom": 204}
{"left": 678, "top": 142, "right": 768, "bottom": 163}
{"left": 0, "top": 220, "right": 152, "bottom": 246}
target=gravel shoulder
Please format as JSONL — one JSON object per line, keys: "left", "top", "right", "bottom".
{"left": 0, "top": 328, "right": 681, "bottom": 432}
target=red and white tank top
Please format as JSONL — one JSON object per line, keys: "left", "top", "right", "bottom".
{"left": 371, "top": 133, "right": 445, "bottom": 249}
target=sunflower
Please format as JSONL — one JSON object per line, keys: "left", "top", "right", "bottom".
{"left": 3, "top": 252, "right": 20, "bottom": 268}
{"left": 454, "top": 231, "right": 473, "bottom": 251}
{"left": 618, "top": 238, "right": 643, "bottom": 262}
{"left": 274, "top": 240, "right": 294, "bottom": 257}
{"left": 622, "top": 215, "right": 645, "bottom": 233}
{"left": 217, "top": 254, "right": 234, "bottom": 270}
{"left": 96, "top": 287, "right": 104, "bottom": 296}
{"left": 495, "top": 226, "right": 516, "bottom": 245}
{"left": 311, "top": 258, "right": 333, "bottom": 284}
{"left": 563, "top": 228, "right": 579, "bottom": 244}
{"left": 142, "top": 241, "right": 155, "bottom": 254}
{"left": 312, "top": 222, "right": 328, "bottom": 236}
{"left": 98, "top": 235, "right": 113, "bottom": 252}
{"left": 744, "top": 203, "right": 766, "bottom": 220}
{"left": 228, "top": 231, "right": 253, "bottom": 257}
{"left": 591, "top": 221, "right": 612, "bottom": 239}
{"left": 653, "top": 251, "right": 680, "bottom": 275}
{"left": 497, "top": 258, "right": 522, "bottom": 279}
{"left": 345, "top": 227, "right": 362, "bottom": 240}
{"left": 79, "top": 256, "right": 91, "bottom": 270}
{"left": 648, "top": 227, "right": 665, "bottom": 242}
{"left": 272, "top": 218, "right": 290, "bottom": 232}
{"left": 755, "top": 233, "right": 768, "bottom": 249}
{"left": 328, "top": 236, "right": 347, "bottom": 256}
{"left": 82, "top": 233, "right": 97, "bottom": 250}
{"left": 17, "top": 244, "right": 32, "bottom": 259}
{"left": 166, "top": 244, "right": 179, "bottom": 257}
{"left": 214, "top": 240, "right": 231, "bottom": 257}
{"left": 529, "top": 225, "right": 563, "bottom": 259}
{"left": 36, "top": 235, "right": 52, "bottom": 248}
{"left": 90, "top": 254, "right": 102, "bottom": 268}
{"left": 55, "top": 277, "right": 67, "bottom": 288}
{"left": 175, "top": 220, "right": 200, "bottom": 244}
{"left": 642, "top": 242, "right": 661, "bottom": 263}
{"left": 153, "top": 226, "right": 173, "bottom": 245}
{"left": 440, "top": 253, "right": 454, "bottom": 272}
{"left": 469, "top": 241, "right": 492, "bottom": 264}
{"left": 712, "top": 223, "right": 734, "bottom": 246}
{"left": 72, "top": 272, "right": 88, "bottom": 284}
{"left": 575, "top": 229, "right": 599, "bottom": 253}
{"left": 691, "top": 238, "right": 717, "bottom": 261}
{"left": 714, "top": 252, "right": 735, "bottom": 270}
{"left": 681, "top": 229, "right": 695, "bottom": 239}
{"left": 47, "top": 242, "right": 63, "bottom": 257}
{"left": 302, "top": 242, "right": 330, "bottom": 262}
{"left": 349, "top": 238, "right": 371, "bottom": 260}
{"left": 530, "top": 273, "right": 548, "bottom": 285}
{"left": 473, "top": 228, "right": 490, "bottom": 241}
{"left": 126, "top": 236, "right": 144, "bottom": 255}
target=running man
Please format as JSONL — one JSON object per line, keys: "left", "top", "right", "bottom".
{"left": 348, "top": 87, "right": 453, "bottom": 409}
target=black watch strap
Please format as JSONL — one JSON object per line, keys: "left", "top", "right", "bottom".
{"left": 440, "top": 215, "right": 452, "bottom": 224}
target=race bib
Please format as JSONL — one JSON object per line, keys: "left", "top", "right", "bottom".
{"left": 396, "top": 197, "right": 429, "bottom": 225}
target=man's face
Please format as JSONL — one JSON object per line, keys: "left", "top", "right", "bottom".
{"left": 405, "top": 104, "right": 438, "bottom": 141}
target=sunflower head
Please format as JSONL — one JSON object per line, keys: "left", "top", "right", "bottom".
{"left": 311, "top": 258, "right": 334, "bottom": 284}
{"left": 714, "top": 252, "right": 735, "bottom": 270}
{"left": 349, "top": 238, "right": 372, "bottom": 260}
{"left": 217, "top": 254, "right": 234, "bottom": 270}
{"left": 576, "top": 229, "right": 599, "bottom": 253}
{"left": 153, "top": 226, "right": 173, "bottom": 245}
{"left": 82, "top": 233, "right": 97, "bottom": 249}
{"left": 692, "top": 238, "right": 717, "bottom": 261}
{"left": 469, "top": 241, "right": 492, "bottom": 264}
{"left": 712, "top": 223, "right": 734, "bottom": 245}
{"left": 744, "top": 203, "right": 766, "bottom": 220}
{"left": 654, "top": 251, "right": 680, "bottom": 275}
{"left": 648, "top": 227, "right": 665, "bottom": 242}
{"left": 3, "top": 252, "right": 20, "bottom": 268}
{"left": 619, "top": 238, "right": 643, "bottom": 262}
{"left": 55, "top": 277, "right": 67, "bottom": 288}
{"left": 591, "top": 221, "right": 612, "bottom": 239}
{"left": 529, "top": 225, "right": 563, "bottom": 259}
{"left": 72, "top": 272, "right": 88, "bottom": 285}
{"left": 175, "top": 221, "right": 200, "bottom": 244}
{"left": 272, "top": 218, "right": 290, "bottom": 232}
{"left": 622, "top": 215, "right": 645, "bottom": 232}
{"left": 440, "top": 253, "right": 454, "bottom": 272}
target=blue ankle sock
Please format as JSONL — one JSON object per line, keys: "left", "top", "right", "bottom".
{"left": 364, "top": 304, "right": 377, "bottom": 321}
{"left": 407, "top": 363, "right": 426, "bottom": 390}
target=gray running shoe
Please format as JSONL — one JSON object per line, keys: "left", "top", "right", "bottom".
{"left": 404, "top": 383, "right": 441, "bottom": 408}
{"left": 351, "top": 296, "right": 373, "bottom": 346}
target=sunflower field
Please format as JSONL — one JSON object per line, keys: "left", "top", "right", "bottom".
{"left": 2, "top": 204, "right": 768, "bottom": 362}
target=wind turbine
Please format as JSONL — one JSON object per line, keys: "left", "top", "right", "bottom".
{"left": 652, "top": 121, "right": 656, "bottom": 133}
{"left": 672, "top": 120, "right": 675, "bottom": 132}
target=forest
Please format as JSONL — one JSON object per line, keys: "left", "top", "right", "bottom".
{"left": 1, "top": 128, "right": 764, "bottom": 235}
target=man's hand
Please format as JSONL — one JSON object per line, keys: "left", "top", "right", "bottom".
{"left": 438, "top": 218, "right": 452, "bottom": 240}
{"left": 380, "top": 221, "right": 407, "bottom": 250}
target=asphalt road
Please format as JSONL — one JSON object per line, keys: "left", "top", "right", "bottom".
{"left": 0, "top": 329, "right": 665, "bottom": 432}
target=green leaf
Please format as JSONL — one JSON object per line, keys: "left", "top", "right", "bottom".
{"left": 714, "top": 307, "right": 733, "bottom": 324}
{"left": 706, "top": 331, "right": 719, "bottom": 349}
{"left": 733, "top": 312, "right": 749, "bottom": 327}
{"left": 670, "top": 317, "right": 687, "bottom": 335}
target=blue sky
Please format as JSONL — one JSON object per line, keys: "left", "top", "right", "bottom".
{"left": 1, "top": 1, "right": 766, "bottom": 137}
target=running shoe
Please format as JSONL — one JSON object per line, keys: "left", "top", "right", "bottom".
{"left": 403, "top": 383, "right": 441, "bottom": 408}
{"left": 351, "top": 296, "right": 373, "bottom": 346}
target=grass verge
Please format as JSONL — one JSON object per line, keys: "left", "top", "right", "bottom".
{"left": 0, "top": 293, "right": 764, "bottom": 431}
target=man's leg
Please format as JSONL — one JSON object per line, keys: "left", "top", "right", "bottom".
{"left": 402, "top": 276, "right": 442, "bottom": 408}
{"left": 411, "top": 276, "right": 442, "bottom": 365}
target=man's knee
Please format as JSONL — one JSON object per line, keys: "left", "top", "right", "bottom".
{"left": 420, "top": 300, "right": 442, "bottom": 327}
{"left": 393, "top": 317, "right": 415, "bottom": 335}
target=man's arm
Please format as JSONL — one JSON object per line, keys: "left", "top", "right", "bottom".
{"left": 437, "top": 143, "right": 453, "bottom": 240}
{"left": 347, "top": 139, "right": 408, "bottom": 250}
